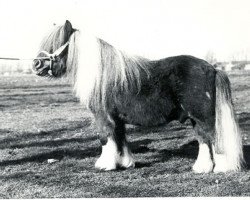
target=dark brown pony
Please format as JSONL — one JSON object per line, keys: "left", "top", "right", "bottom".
{"left": 33, "top": 20, "right": 244, "bottom": 173}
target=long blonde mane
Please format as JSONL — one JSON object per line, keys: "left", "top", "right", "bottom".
{"left": 66, "top": 30, "right": 150, "bottom": 111}
{"left": 40, "top": 25, "right": 71, "bottom": 53}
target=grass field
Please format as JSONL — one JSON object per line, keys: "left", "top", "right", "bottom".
{"left": 0, "top": 73, "right": 249, "bottom": 198}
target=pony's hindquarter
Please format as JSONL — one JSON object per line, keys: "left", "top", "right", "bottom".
{"left": 213, "top": 70, "right": 244, "bottom": 172}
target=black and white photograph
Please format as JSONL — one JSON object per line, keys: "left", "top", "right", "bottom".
{"left": 0, "top": 0, "right": 249, "bottom": 198}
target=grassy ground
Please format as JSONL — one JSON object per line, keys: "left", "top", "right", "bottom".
{"left": 0, "top": 73, "right": 249, "bottom": 198}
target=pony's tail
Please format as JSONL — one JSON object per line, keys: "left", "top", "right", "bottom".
{"left": 215, "top": 70, "right": 244, "bottom": 171}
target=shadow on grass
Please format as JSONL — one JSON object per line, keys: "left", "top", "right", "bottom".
{"left": 130, "top": 139, "right": 198, "bottom": 169}
{"left": 238, "top": 112, "right": 250, "bottom": 131}
{"left": 0, "top": 171, "right": 34, "bottom": 180}
{"left": 133, "top": 141, "right": 250, "bottom": 171}
{"left": 1, "top": 83, "right": 71, "bottom": 90}
{"left": 0, "top": 146, "right": 100, "bottom": 167}
{"left": 127, "top": 123, "right": 189, "bottom": 135}
{"left": 0, "top": 119, "right": 92, "bottom": 149}
{"left": 152, "top": 140, "right": 198, "bottom": 162}
{"left": 243, "top": 145, "right": 250, "bottom": 170}
{"left": 130, "top": 135, "right": 186, "bottom": 154}
{"left": 238, "top": 112, "right": 250, "bottom": 124}
{"left": 1, "top": 130, "right": 249, "bottom": 171}
{"left": 6, "top": 136, "right": 98, "bottom": 149}
{"left": 238, "top": 112, "right": 250, "bottom": 170}
{"left": 0, "top": 129, "right": 14, "bottom": 134}
{"left": 130, "top": 138, "right": 154, "bottom": 154}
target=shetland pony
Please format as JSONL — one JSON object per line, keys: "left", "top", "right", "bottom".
{"left": 33, "top": 20, "right": 244, "bottom": 173}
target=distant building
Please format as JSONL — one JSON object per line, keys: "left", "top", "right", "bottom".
{"left": 245, "top": 64, "right": 250, "bottom": 70}
{"left": 225, "top": 62, "right": 233, "bottom": 71}
{"left": 231, "top": 61, "right": 249, "bottom": 70}
{"left": 214, "top": 62, "right": 227, "bottom": 71}
{"left": 214, "top": 60, "right": 250, "bottom": 71}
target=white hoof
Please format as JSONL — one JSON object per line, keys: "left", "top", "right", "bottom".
{"left": 95, "top": 138, "right": 134, "bottom": 171}
{"left": 193, "top": 143, "right": 213, "bottom": 173}
{"left": 213, "top": 165, "right": 228, "bottom": 173}
{"left": 95, "top": 157, "right": 117, "bottom": 171}
{"left": 213, "top": 154, "right": 240, "bottom": 173}
{"left": 119, "top": 146, "right": 135, "bottom": 168}
{"left": 192, "top": 160, "right": 213, "bottom": 173}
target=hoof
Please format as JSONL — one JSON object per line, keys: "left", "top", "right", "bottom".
{"left": 192, "top": 159, "right": 213, "bottom": 173}
{"left": 95, "top": 138, "right": 135, "bottom": 171}
{"left": 95, "top": 158, "right": 117, "bottom": 171}
{"left": 213, "top": 154, "right": 241, "bottom": 173}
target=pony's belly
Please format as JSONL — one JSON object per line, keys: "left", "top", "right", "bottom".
{"left": 121, "top": 112, "right": 167, "bottom": 126}
{"left": 116, "top": 97, "right": 173, "bottom": 127}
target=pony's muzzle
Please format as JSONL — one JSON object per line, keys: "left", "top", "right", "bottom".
{"left": 32, "top": 59, "right": 51, "bottom": 76}
{"left": 33, "top": 59, "right": 42, "bottom": 70}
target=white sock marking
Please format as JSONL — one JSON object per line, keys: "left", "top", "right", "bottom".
{"left": 95, "top": 138, "right": 134, "bottom": 170}
{"left": 193, "top": 143, "right": 213, "bottom": 173}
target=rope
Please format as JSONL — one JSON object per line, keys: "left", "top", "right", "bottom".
{"left": 0, "top": 57, "right": 51, "bottom": 61}
{"left": 0, "top": 41, "right": 69, "bottom": 61}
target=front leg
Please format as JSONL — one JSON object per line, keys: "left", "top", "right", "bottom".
{"left": 95, "top": 116, "right": 135, "bottom": 171}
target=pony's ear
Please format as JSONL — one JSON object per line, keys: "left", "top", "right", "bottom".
{"left": 64, "top": 20, "right": 73, "bottom": 33}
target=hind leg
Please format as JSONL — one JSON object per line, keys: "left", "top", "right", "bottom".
{"left": 212, "top": 143, "right": 241, "bottom": 173}
{"left": 191, "top": 120, "right": 214, "bottom": 173}
{"left": 212, "top": 107, "right": 243, "bottom": 173}
{"left": 212, "top": 147, "right": 229, "bottom": 173}
{"left": 94, "top": 115, "right": 134, "bottom": 170}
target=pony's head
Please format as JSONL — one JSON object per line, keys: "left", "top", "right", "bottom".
{"left": 33, "top": 20, "right": 75, "bottom": 78}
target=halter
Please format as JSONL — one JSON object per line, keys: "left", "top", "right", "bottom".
{"left": 0, "top": 41, "right": 69, "bottom": 72}
{"left": 35, "top": 41, "right": 69, "bottom": 71}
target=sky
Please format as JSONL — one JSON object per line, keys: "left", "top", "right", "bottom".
{"left": 0, "top": 0, "right": 250, "bottom": 61}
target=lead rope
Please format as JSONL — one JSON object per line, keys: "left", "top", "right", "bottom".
{"left": 0, "top": 41, "right": 69, "bottom": 71}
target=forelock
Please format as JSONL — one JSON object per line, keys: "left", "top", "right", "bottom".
{"left": 39, "top": 26, "right": 68, "bottom": 53}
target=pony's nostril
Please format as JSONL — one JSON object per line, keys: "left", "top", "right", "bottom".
{"left": 33, "top": 59, "right": 42, "bottom": 69}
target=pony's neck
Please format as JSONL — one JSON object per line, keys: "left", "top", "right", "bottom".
{"left": 67, "top": 30, "right": 101, "bottom": 106}
{"left": 68, "top": 30, "right": 150, "bottom": 110}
